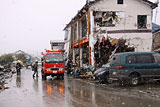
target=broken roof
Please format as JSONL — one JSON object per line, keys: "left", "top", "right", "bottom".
{"left": 142, "top": 0, "right": 158, "bottom": 8}
{"left": 63, "top": 0, "right": 158, "bottom": 30}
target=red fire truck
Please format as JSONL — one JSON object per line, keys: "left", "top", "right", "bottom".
{"left": 41, "top": 50, "right": 65, "bottom": 80}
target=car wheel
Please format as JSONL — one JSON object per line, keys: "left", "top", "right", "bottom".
{"left": 129, "top": 74, "right": 140, "bottom": 86}
{"left": 107, "top": 78, "right": 113, "bottom": 84}
{"left": 61, "top": 73, "right": 64, "bottom": 80}
{"left": 57, "top": 74, "right": 60, "bottom": 80}
{"left": 61, "top": 75, "right": 64, "bottom": 80}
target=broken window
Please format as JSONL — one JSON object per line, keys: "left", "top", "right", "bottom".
{"left": 138, "top": 15, "right": 147, "bottom": 29}
{"left": 81, "top": 16, "right": 87, "bottom": 38}
{"left": 117, "top": 0, "right": 123, "bottom": 4}
{"left": 82, "top": 43, "right": 89, "bottom": 64}
{"left": 94, "top": 11, "right": 119, "bottom": 27}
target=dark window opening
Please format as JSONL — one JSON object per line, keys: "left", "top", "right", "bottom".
{"left": 94, "top": 11, "right": 117, "bottom": 27}
{"left": 138, "top": 15, "right": 147, "bottom": 29}
{"left": 81, "top": 17, "right": 87, "bottom": 38}
{"left": 71, "top": 24, "right": 77, "bottom": 43}
{"left": 117, "top": 0, "right": 123, "bottom": 4}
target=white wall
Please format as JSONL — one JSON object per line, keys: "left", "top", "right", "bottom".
{"left": 64, "top": 27, "right": 71, "bottom": 58}
{"left": 90, "top": 0, "right": 153, "bottom": 52}
{"left": 108, "top": 33, "right": 152, "bottom": 52}
{"left": 90, "top": 0, "right": 152, "bottom": 30}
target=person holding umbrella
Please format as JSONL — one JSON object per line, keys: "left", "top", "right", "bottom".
{"left": 16, "top": 60, "right": 23, "bottom": 75}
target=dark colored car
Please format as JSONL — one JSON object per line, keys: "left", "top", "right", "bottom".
{"left": 109, "top": 52, "right": 160, "bottom": 86}
{"left": 94, "top": 63, "right": 109, "bottom": 83}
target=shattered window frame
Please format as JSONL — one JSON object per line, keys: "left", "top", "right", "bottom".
{"left": 94, "top": 11, "right": 119, "bottom": 27}
{"left": 117, "top": 0, "right": 123, "bottom": 4}
{"left": 137, "top": 15, "right": 147, "bottom": 29}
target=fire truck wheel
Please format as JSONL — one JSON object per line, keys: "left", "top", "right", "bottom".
{"left": 61, "top": 74, "right": 64, "bottom": 80}
{"left": 42, "top": 74, "right": 46, "bottom": 80}
{"left": 57, "top": 75, "right": 60, "bottom": 80}
{"left": 61, "top": 76, "right": 64, "bottom": 80}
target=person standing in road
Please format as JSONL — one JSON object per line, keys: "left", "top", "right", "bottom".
{"left": 67, "top": 58, "right": 72, "bottom": 74}
{"left": 33, "top": 60, "right": 38, "bottom": 77}
{"left": 16, "top": 61, "right": 22, "bottom": 75}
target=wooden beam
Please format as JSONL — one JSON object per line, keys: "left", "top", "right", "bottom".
{"left": 87, "top": 10, "right": 92, "bottom": 65}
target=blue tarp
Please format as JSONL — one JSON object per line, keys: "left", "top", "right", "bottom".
{"left": 152, "top": 23, "right": 160, "bottom": 33}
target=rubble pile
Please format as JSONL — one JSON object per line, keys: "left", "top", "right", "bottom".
{"left": 0, "top": 66, "right": 5, "bottom": 89}
{"left": 70, "top": 37, "right": 135, "bottom": 79}
{"left": 94, "top": 37, "right": 134, "bottom": 67}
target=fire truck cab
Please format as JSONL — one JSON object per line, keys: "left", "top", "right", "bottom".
{"left": 41, "top": 50, "right": 65, "bottom": 80}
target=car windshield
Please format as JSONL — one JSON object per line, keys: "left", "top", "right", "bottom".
{"left": 45, "top": 54, "right": 63, "bottom": 63}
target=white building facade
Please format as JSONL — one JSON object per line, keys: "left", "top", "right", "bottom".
{"left": 64, "top": 0, "right": 157, "bottom": 67}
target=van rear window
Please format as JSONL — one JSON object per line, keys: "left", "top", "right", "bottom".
{"left": 137, "top": 54, "right": 154, "bottom": 63}
{"left": 126, "top": 54, "right": 154, "bottom": 64}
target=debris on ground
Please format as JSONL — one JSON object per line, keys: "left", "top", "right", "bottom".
{"left": 0, "top": 65, "right": 14, "bottom": 91}
{"left": 0, "top": 66, "right": 5, "bottom": 90}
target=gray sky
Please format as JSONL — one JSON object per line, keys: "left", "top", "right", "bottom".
{"left": 0, "top": 0, "right": 159, "bottom": 56}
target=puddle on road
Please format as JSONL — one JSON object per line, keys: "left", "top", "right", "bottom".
{"left": 1, "top": 69, "right": 160, "bottom": 107}
{"left": 41, "top": 78, "right": 66, "bottom": 107}
{"left": 40, "top": 77, "right": 160, "bottom": 107}
{"left": 66, "top": 78, "right": 160, "bottom": 107}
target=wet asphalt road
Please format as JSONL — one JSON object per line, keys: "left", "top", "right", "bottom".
{"left": 1, "top": 68, "right": 160, "bottom": 107}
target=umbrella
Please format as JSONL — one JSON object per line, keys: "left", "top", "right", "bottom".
{"left": 18, "top": 60, "right": 23, "bottom": 66}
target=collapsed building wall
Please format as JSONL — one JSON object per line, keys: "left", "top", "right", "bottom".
{"left": 94, "top": 36, "right": 134, "bottom": 67}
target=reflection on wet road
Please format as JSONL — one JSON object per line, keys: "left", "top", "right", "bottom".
{"left": 0, "top": 68, "right": 160, "bottom": 107}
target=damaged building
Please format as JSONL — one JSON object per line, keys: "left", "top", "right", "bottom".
{"left": 152, "top": 23, "right": 160, "bottom": 52}
{"left": 64, "top": 0, "right": 158, "bottom": 67}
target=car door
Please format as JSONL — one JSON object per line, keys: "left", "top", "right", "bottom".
{"left": 135, "top": 54, "right": 155, "bottom": 78}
